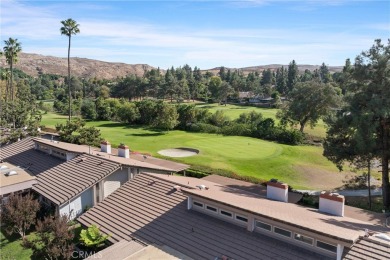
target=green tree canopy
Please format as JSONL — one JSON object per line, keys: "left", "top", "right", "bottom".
{"left": 324, "top": 39, "right": 390, "bottom": 208}
{"left": 1, "top": 193, "right": 40, "bottom": 239}
{"left": 277, "top": 81, "right": 341, "bottom": 133}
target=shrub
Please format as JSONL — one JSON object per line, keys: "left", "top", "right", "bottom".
{"left": 189, "top": 123, "right": 220, "bottom": 134}
{"left": 221, "top": 123, "right": 252, "bottom": 137}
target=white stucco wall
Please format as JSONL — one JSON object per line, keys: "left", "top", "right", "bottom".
{"left": 103, "top": 168, "right": 129, "bottom": 198}
{"left": 59, "top": 187, "right": 93, "bottom": 220}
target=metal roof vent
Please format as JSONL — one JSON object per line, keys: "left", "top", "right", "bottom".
{"left": 196, "top": 185, "right": 209, "bottom": 190}
{"left": 5, "top": 171, "right": 18, "bottom": 176}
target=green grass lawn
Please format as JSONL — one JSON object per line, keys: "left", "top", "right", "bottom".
{"left": 41, "top": 111, "right": 348, "bottom": 190}
{"left": 0, "top": 229, "right": 33, "bottom": 260}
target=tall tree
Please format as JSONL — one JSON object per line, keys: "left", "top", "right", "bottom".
{"left": 325, "top": 39, "right": 390, "bottom": 208}
{"left": 60, "top": 18, "right": 80, "bottom": 121}
{"left": 324, "top": 110, "right": 377, "bottom": 209}
{"left": 319, "top": 62, "right": 331, "bottom": 83}
{"left": 275, "top": 66, "right": 288, "bottom": 94}
{"left": 277, "top": 81, "right": 341, "bottom": 133}
{"left": 1, "top": 193, "right": 40, "bottom": 239}
{"left": 287, "top": 60, "right": 299, "bottom": 93}
{"left": 3, "top": 38, "right": 22, "bottom": 102}
{"left": 3, "top": 38, "right": 22, "bottom": 128}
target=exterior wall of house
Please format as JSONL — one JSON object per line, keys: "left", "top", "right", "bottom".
{"left": 66, "top": 152, "right": 78, "bottom": 161}
{"left": 103, "top": 168, "right": 129, "bottom": 198}
{"left": 59, "top": 187, "right": 93, "bottom": 220}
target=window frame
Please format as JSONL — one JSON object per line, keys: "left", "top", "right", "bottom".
{"left": 235, "top": 214, "right": 248, "bottom": 223}
{"left": 316, "top": 240, "right": 337, "bottom": 253}
{"left": 255, "top": 220, "right": 272, "bottom": 232}
{"left": 206, "top": 205, "right": 218, "bottom": 213}
{"left": 294, "top": 233, "right": 314, "bottom": 245}
{"left": 219, "top": 209, "right": 233, "bottom": 218}
{"left": 273, "top": 226, "right": 292, "bottom": 238}
{"left": 193, "top": 201, "right": 204, "bottom": 208}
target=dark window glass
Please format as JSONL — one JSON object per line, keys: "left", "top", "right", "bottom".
{"left": 256, "top": 221, "right": 271, "bottom": 231}
{"left": 220, "top": 210, "right": 232, "bottom": 217}
{"left": 206, "top": 205, "right": 217, "bottom": 212}
{"left": 274, "top": 227, "right": 291, "bottom": 237}
{"left": 236, "top": 215, "right": 248, "bottom": 222}
{"left": 316, "top": 241, "right": 337, "bottom": 253}
{"left": 193, "top": 201, "right": 203, "bottom": 207}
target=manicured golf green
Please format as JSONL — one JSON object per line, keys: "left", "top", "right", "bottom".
{"left": 41, "top": 112, "right": 347, "bottom": 190}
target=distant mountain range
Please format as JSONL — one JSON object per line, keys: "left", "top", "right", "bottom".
{"left": 0, "top": 52, "right": 344, "bottom": 80}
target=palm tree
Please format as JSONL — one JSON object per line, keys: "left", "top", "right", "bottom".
{"left": 60, "top": 18, "right": 80, "bottom": 121}
{"left": 3, "top": 38, "right": 22, "bottom": 102}
{"left": 3, "top": 38, "right": 22, "bottom": 128}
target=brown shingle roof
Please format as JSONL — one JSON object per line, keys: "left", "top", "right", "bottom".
{"left": 343, "top": 236, "right": 390, "bottom": 259}
{"left": 1, "top": 137, "right": 63, "bottom": 176}
{"left": 78, "top": 173, "right": 330, "bottom": 260}
{"left": 33, "top": 154, "right": 120, "bottom": 205}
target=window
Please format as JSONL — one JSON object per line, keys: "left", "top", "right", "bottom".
{"left": 316, "top": 241, "right": 337, "bottom": 253}
{"left": 235, "top": 215, "right": 248, "bottom": 222}
{"left": 294, "top": 233, "right": 313, "bottom": 245}
{"left": 193, "top": 201, "right": 204, "bottom": 208}
{"left": 274, "top": 227, "right": 291, "bottom": 238}
{"left": 256, "top": 221, "right": 272, "bottom": 231}
{"left": 220, "top": 210, "right": 233, "bottom": 218}
{"left": 206, "top": 205, "right": 217, "bottom": 212}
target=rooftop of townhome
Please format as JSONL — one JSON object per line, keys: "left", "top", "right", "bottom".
{"left": 0, "top": 137, "right": 64, "bottom": 176}
{"left": 33, "top": 138, "right": 189, "bottom": 172}
{"left": 32, "top": 154, "right": 121, "bottom": 206}
{"left": 79, "top": 172, "right": 390, "bottom": 259}
{"left": 0, "top": 161, "right": 37, "bottom": 196}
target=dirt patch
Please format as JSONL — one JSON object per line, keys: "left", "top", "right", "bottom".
{"left": 293, "top": 165, "right": 357, "bottom": 190}
{"left": 158, "top": 148, "right": 199, "bottom": 158}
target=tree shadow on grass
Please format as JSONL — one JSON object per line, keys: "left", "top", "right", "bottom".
{"left": 127, "top": 132, "right": 166, "bottom": 137}
{"left": 1, "top": 227, "right": 21, "bottom": 244}
{"left": 94, "top": 122, "right": 143, "bottom": 129}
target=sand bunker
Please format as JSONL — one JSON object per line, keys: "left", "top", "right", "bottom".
{"left": 158, "top": 148, "right": 199, "bottom": 158}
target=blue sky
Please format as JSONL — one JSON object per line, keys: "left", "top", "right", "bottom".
{"left": 1, "top": 0, "right": 389, "bottom": 69}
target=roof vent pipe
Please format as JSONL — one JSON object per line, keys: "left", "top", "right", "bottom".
{"left": 118, "top": 144, "right": 130, "bottom": 158}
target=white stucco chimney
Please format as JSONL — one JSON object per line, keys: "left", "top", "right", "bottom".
{"left": 100, "top": 140, "right": 111, "bottom": 154}
{"left": 266, "top": 181, "right": 288, "bottom": 203}
{"left": 319, "top": 191, "right": 345, "bottom": 217}
{"left": 118, "top": 144, "right": 130, "bottom": 158}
